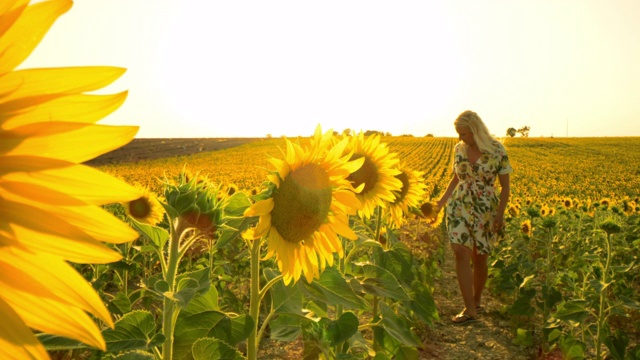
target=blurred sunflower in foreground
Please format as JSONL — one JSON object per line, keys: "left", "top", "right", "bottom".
{"left": 243, "top": 126, "right": 363, "bottom": 285}
{"left": 0, "top": 0, "right": 141, "bottom": 358}
{"left": 344, "top": 132, "right": 402, "bottom": 219}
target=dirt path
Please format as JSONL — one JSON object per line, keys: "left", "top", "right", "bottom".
{"left": 419, "top": 239, "right": 537, "bottom": 360}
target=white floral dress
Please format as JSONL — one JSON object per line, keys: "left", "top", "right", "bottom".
{"left": 445, "top": 141, "right": 512, "bottom": 254}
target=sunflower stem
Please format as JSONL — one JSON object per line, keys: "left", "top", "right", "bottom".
{"left": 374, "top": 206, "right": 382, "bottom": 243}
{"left": 595, "top": 232, "right": 613, "bottom": 360}
{"left": 161, "top": 218, "right": 182, "bottom": 360}
{"left": 248, "top": 238, "right": 262, "bottom": 360}
{"left": 371, "top": 206, "right": 383, "bottom": 351}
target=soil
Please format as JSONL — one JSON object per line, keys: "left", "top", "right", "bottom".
{"left": 85, "top": 137, "right": 264, "bottom": 166}
{"left": 416, "top": 240, "right": 539, "bottom": 360}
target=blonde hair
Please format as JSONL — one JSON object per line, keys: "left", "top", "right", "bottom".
{"left": 454, "top": 110, "right": 499, "bottom": 154}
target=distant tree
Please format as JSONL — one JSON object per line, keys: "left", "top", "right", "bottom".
{"left": 517, "top": 126, "right": 530, "bottom": 137}
{"left": 425, "top": 133, "right": 434, "bottom": 137}
{"left": 385, "top": 132, "right": 392, "bottom": 137}
{"left": 400, "top": 134, "right": 414, "bottom": 137}
{"left": 364, "top": 130, "right": 379, "bottom": 136}
{"left": 266, "top": 133, "right": 272, "bottom": 139}
{"left": 506, "top": 127, "right": 517, "bottom": 137}
{"left": 342, "top": 128, "right": 352, "bottom": 136}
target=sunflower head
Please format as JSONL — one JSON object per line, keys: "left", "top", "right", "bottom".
{"left": 540, "top": 204, "right": 550, "bottom": 217}
{"left": 124, "top": 185, "right": 164, "bottom": 225}
{"left": 420, "top": 201, "right": 439, "bottom": 219}
{"left": 599, "top": 218, "right": 622, "bottom": 236}
{"left": 0, "top": 0, "right": 144, "bottom": 355}
{"left": 271, "top": 163, "right": 333, "bottom": 242}
{"left": 563, "top": 198, "right": 573, "bottom": 209}
{"left": 521, "top": 219, "right": 532, "bottom": 236}
{"left": 387, "top": 166, "right": 426, "bottom": 229}
{"left": 242, "top": 125, "right": 362, "bottom": 285}
{"left": 344, "top": 132, "right": 402, "bottom": 219}
{"left": 163, "top": 171, "right": 224, "bottom": 238}
{"left": 507, "top": 203, "right": 520, "bottom": 217}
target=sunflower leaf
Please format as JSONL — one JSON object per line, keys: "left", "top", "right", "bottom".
{"left": 173, "top": 310, "right": 253, "bottom": 359}
{"left": 409, "top": 281, "right": 439, "bottom": 326}
{"left": 131, "top": 220, "right": 168, "bottom": 250}
{"left": 358, "top": 264, "right": 411, "bottom": 301}
{"left": 379, "top": 302, "right": 422, "bottom": 347}
{"left": 110, "top": 350, "right": 156, "bottom": 360}
{"left": 265, "top": 268, "right": 303, "bottom": 315}
{"left": 192, "top": 338, "right": 245, "bottom": 360}
{"left": 36, "top": 333, "right": 87, "bottom": 351}
{"left": 102, "top": 310, "right": 165, "bottom": 352}
{"left": 107, "top": 291, "right": 132, "bottom": 316}
{"left": 172, "top": 267, "right": 211, "bottom": 309}
{"left": 300, "top": 266, "right": 367, "bottom": 310}
{"left": 326, "top": 311, "right": 359, "bottom": 346}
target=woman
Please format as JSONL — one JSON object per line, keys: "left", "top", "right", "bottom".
{"left": 437, "top": 110, "right": 512, "bottom": 324}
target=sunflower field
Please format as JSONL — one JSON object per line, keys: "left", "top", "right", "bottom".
{"left": 4, "top": 1, "right": 638, "bottom": 359}
{"left": 28, "top": 133, "right": 635, "bottom": 360}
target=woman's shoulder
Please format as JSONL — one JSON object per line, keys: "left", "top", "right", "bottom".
{"left": 489, "top": 140, "right": 508, "bottom": 156}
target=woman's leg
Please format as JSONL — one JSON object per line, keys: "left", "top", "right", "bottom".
{"left": 472, "top": 245, "right": 489, "bottom": 308}
{"left": 451, "top": 243, "right": 477, "bottom": 318}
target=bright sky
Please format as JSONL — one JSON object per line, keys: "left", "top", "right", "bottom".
{"left": 21, "top": 0, "right": 640, "bottom": 138}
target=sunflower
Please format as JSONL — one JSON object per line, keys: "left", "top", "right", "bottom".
{"left": 540, "top": 204, "right": 550, "bottom": 217}
{"left": 387, "top": 165, "right": 426, "bottom": 229}
{"left": 0, "top": 0, "right": 141, "bottom": 357}
{"left": 507, "top": 203, "right": 520, "bottom": 217}
{"left": 521, "top": 219, "right": 532, "bottom": 236}
{"left": 124, "top": 185, "right": 164, "bottom": 225}
{"left": 344, "top": 132, "right": 402, "bottom": 219}
{"left": 243, "top": 126, "right": 363, "bottom": 285}
{"left": 419, "top": 201, "right": 443, "bottom": 228}
{"left": 562, "top": 198, "right": 573, "bottom": 209}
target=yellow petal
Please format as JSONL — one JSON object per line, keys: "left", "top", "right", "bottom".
{"left": 3, "top": 287, "right": 106, "bottom": 350}
{"left": 12, "top": 224, "right": 122, "bottom": 264}
{"left": 0, "top": 297, "right": 49, "bottom": 360}
{"left": 244, "top": 198, "right": 274, "bottom": 217}
{"left": 253, "top": 213, "right": 271, "bottom": 238}
{"left": 0, "top": 1, "right": 28, "bottom": 40}
{"left": 0, "top": 247, "right": 113, "bottom": 327}
{"left": 0, "top": 66, "right": 126, "bottom": 103}
{"left": 328, "top": 215, "right": 358, "bottom": 240}
{"left": 1, "top": 92, "right": 128, "bottom": 129}
{"left": 0, "top": 196, "right": 139, "bottom": 245}
{"left": 1, "top": 156, "right": 141, "bottom": 205}
{"left": 0, "top": 0, "right": 71, "bottom": 75}
{"left": 39, "top": 203, "right": 140, "bottom": 245}
{"left": 333, "top": 189, "right": 362, "bottom": 211}
{"left": 1, "top": 122, "right": 138, "bottom": 163}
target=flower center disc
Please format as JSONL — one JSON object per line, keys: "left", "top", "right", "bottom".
{"left": 129, "top": 197, "right": 152, "bottom": 219}
{"left": 348, "top": 154, "right": 378, "bottom": 194}
{"left": 392, "top": 172, "right": 409, "bottom": 204}
{"left": 271, "top": 163, "right": 332, "bottom": 244}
